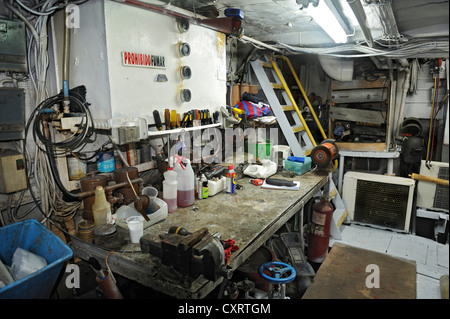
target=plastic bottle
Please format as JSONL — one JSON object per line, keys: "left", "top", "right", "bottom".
{"left": 92, "top": 186, "right": 112, "bottom": 226}
{"left": 226, "top": 165, "right": 236, "bottom": 194}
{"left": 197, "top": 175, "right": 203, "bottom": 200}
{"left": 174, "top": 157, "right": 195, "bottom": 207}
{"left": 163, "top": 167, "right": 178, "bottom": 213}
{"left": 202, "top": 180, "right": 209, "bottom": 199}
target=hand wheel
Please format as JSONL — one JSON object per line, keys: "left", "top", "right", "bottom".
{"left": 259, "top": 261, "right": 296, "bottom": 284}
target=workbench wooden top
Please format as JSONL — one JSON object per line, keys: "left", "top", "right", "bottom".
{"left": 71, "top": 170, "right": 328, "bottom": 298}
{"left": 126, "top": 170, "right": 327, "bottom": 266}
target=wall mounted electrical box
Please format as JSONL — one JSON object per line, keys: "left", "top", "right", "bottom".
{"left": 0, "top": 18, "right": 27, "bottom": 73}
{"left": 0, "top": 150, "right": 27, "bottom": 194}
{"left": 0, "top": 88, "right": 26, "bottom": 141}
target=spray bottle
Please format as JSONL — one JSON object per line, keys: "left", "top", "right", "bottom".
{"left": 226, "top": 165, "right": 236, "bottom": 194}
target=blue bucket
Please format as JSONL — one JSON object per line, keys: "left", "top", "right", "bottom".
{"left": 0, "top": 219, "right": 73, "bottom": 299}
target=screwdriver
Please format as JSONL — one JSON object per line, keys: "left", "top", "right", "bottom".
{"left": 206, "top": 110, "right": 212, "bottom": 124}
{"left": 176, "top": 113, "right": 181, "bottom": 128}
{"left": 153, "top": 110, "right": 163, "bottom": 131}
{"left": 164, "top": 109, "right": 170, "bottom": 130}
{"left": 168, "top": 226, "right": 191, "bottom": 236}
{"left": 170, "top": 110, "right": 177, "bottom": 129}
{"left": 181, "top": 112, "right": 189, "bottom": 128}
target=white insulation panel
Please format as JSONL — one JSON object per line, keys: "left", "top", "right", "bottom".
{"left": 52, "top": 0, "right": 227, "bottom": 123}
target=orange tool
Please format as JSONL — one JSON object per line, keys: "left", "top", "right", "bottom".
{"left": 249, "top": 179, "right": 264, "bottom": 186}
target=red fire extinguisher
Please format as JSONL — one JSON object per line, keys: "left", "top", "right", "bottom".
{"left": 307, "top": 197, "right": 334, "bottom": 263}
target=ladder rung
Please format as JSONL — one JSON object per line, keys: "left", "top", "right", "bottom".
{"left": 271, "top": 83, "right": 284, "bottom": 89}
{"left": 260, "top": 61, "right": 273, "bottom": 68}
{"left": 292, "top": 125, "right": 305, "bottom": 133}
{"left": 282, "top": 105, "right": 295, "bottom": 111}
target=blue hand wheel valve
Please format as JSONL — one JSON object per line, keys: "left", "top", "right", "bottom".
{"left": 259, "top": 261, "right": 296, "bottom": 284}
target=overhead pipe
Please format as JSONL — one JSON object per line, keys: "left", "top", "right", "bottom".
{"left": 117, "top": 0, "right": 242, "bottom": 35}
{"left": 409, "top": 173, "right": 449, "bottom": 187}
{"left": 386, "top": 67, "right": 397, "bottom": 149}
{"left": 347, "top": 0, "right": 374, "bottom": 47}
{"left": 115, "top": 0, "right": 283, "bottom": 53}
{"left": 393, "top": 59, "right": 411, "bottom": 141}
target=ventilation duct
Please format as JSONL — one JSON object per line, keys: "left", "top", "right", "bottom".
{"left": 318, "top": 55, "right": 354, "bottom": 81}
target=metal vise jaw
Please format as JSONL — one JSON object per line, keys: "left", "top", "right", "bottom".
{"left": 140, "top": 228, "right": 231, "bottom": 281}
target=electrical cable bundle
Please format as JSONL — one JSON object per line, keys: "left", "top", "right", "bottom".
{"left": 426, "top": 72, "right": 441, "bottom": 165}
{"left": 30, "top": 88, "right": 95, "bottom": 157}
{"left": 425, "top": 58, "right": 449, "bottom": 167}
{"left": 25, "top": 87, "right": 95, "bottom": 205}
{"left": 273, "top": 39, "right": 449, "bottom": 59}
{"left": 1, "top": 1, "right": 85, "bottom": 228}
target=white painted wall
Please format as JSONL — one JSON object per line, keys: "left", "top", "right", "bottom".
{"left": 404, "top": 62, "right": 446, "bottom": 120}
{"left": 51, "top": 0, "right": 227, "bottom": 124}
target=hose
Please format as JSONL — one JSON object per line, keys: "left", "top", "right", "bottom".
{"left": 25, "top": 90, "right": 94, "bottom": 202}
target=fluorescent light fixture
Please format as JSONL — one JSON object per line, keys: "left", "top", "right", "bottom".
{"left": 305, "top": 1, "right": 349, "bottom": 44}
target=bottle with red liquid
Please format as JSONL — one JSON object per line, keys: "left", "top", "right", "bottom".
{"left": 174, "top": 156, "right": 195, "bottom": 207}
{"left": 163, "top": 167, "right": 178, "bottom": 213}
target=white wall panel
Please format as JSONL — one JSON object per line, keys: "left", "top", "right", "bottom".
{"left": 53, "top": 0, "right": 226, "bottom": 123}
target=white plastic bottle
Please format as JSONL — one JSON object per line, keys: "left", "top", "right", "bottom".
{"left": 92, "top": 186, "right": 112, "bottom": 226}
{"left": 163, "top": 167, "right": 178, "bottom": 213}
{"left": 174, "top": 157, "right": 195, "bottom": 207}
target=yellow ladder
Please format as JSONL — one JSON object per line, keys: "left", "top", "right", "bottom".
{"left": 250, "top": 54, "right": 348, "bottom": 236}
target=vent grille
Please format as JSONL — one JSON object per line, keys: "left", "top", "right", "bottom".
{"left": 433, "top": 167, "right": 449, "bottom": 210}
{"left": 354, "top": 180, "right": 410, "bottom": 230}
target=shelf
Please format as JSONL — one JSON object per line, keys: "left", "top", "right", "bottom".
{"left": 147, "top": 123, "right": 221, "bottom": 137}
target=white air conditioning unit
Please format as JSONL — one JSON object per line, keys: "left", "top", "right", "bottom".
{"left": 416, "top": 160, "right": 449, "bottom": 212}
{"left": 343, "top": 172, "right": 415, "bottom": 232}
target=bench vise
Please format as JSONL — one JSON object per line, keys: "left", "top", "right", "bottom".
{"left": 140, "top": 227, "right": 232, "bottom": 281}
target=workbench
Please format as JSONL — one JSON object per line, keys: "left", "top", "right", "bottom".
{"left": 70, "top": 170, "right": 328, "bottom": 299}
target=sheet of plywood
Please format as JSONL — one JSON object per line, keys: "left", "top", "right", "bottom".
{"left": 303, "top": 242, "right": 416, "bottom": 299}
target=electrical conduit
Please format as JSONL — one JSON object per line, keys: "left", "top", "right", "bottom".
{"left": 394, "top": 59, "right": 411, "bottom": 141}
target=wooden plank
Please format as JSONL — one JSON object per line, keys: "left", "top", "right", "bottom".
{"left": 303, "top": 242, "right": 417, "bottom": 299}
{"left": 330, "top": 106, "right": 386, "bottom": 125}
{"left": 336, "top": 142, "right": 387, "bottom": 152}
{"left": 331, "top": 78, "right": 389, "bottom": 90}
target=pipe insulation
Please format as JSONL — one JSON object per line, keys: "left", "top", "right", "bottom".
{"left": 393, "top": 62, "right": 411, "bottom": 141}
{"left": 318, "top": 55, "right": 354, "bottom": 82}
